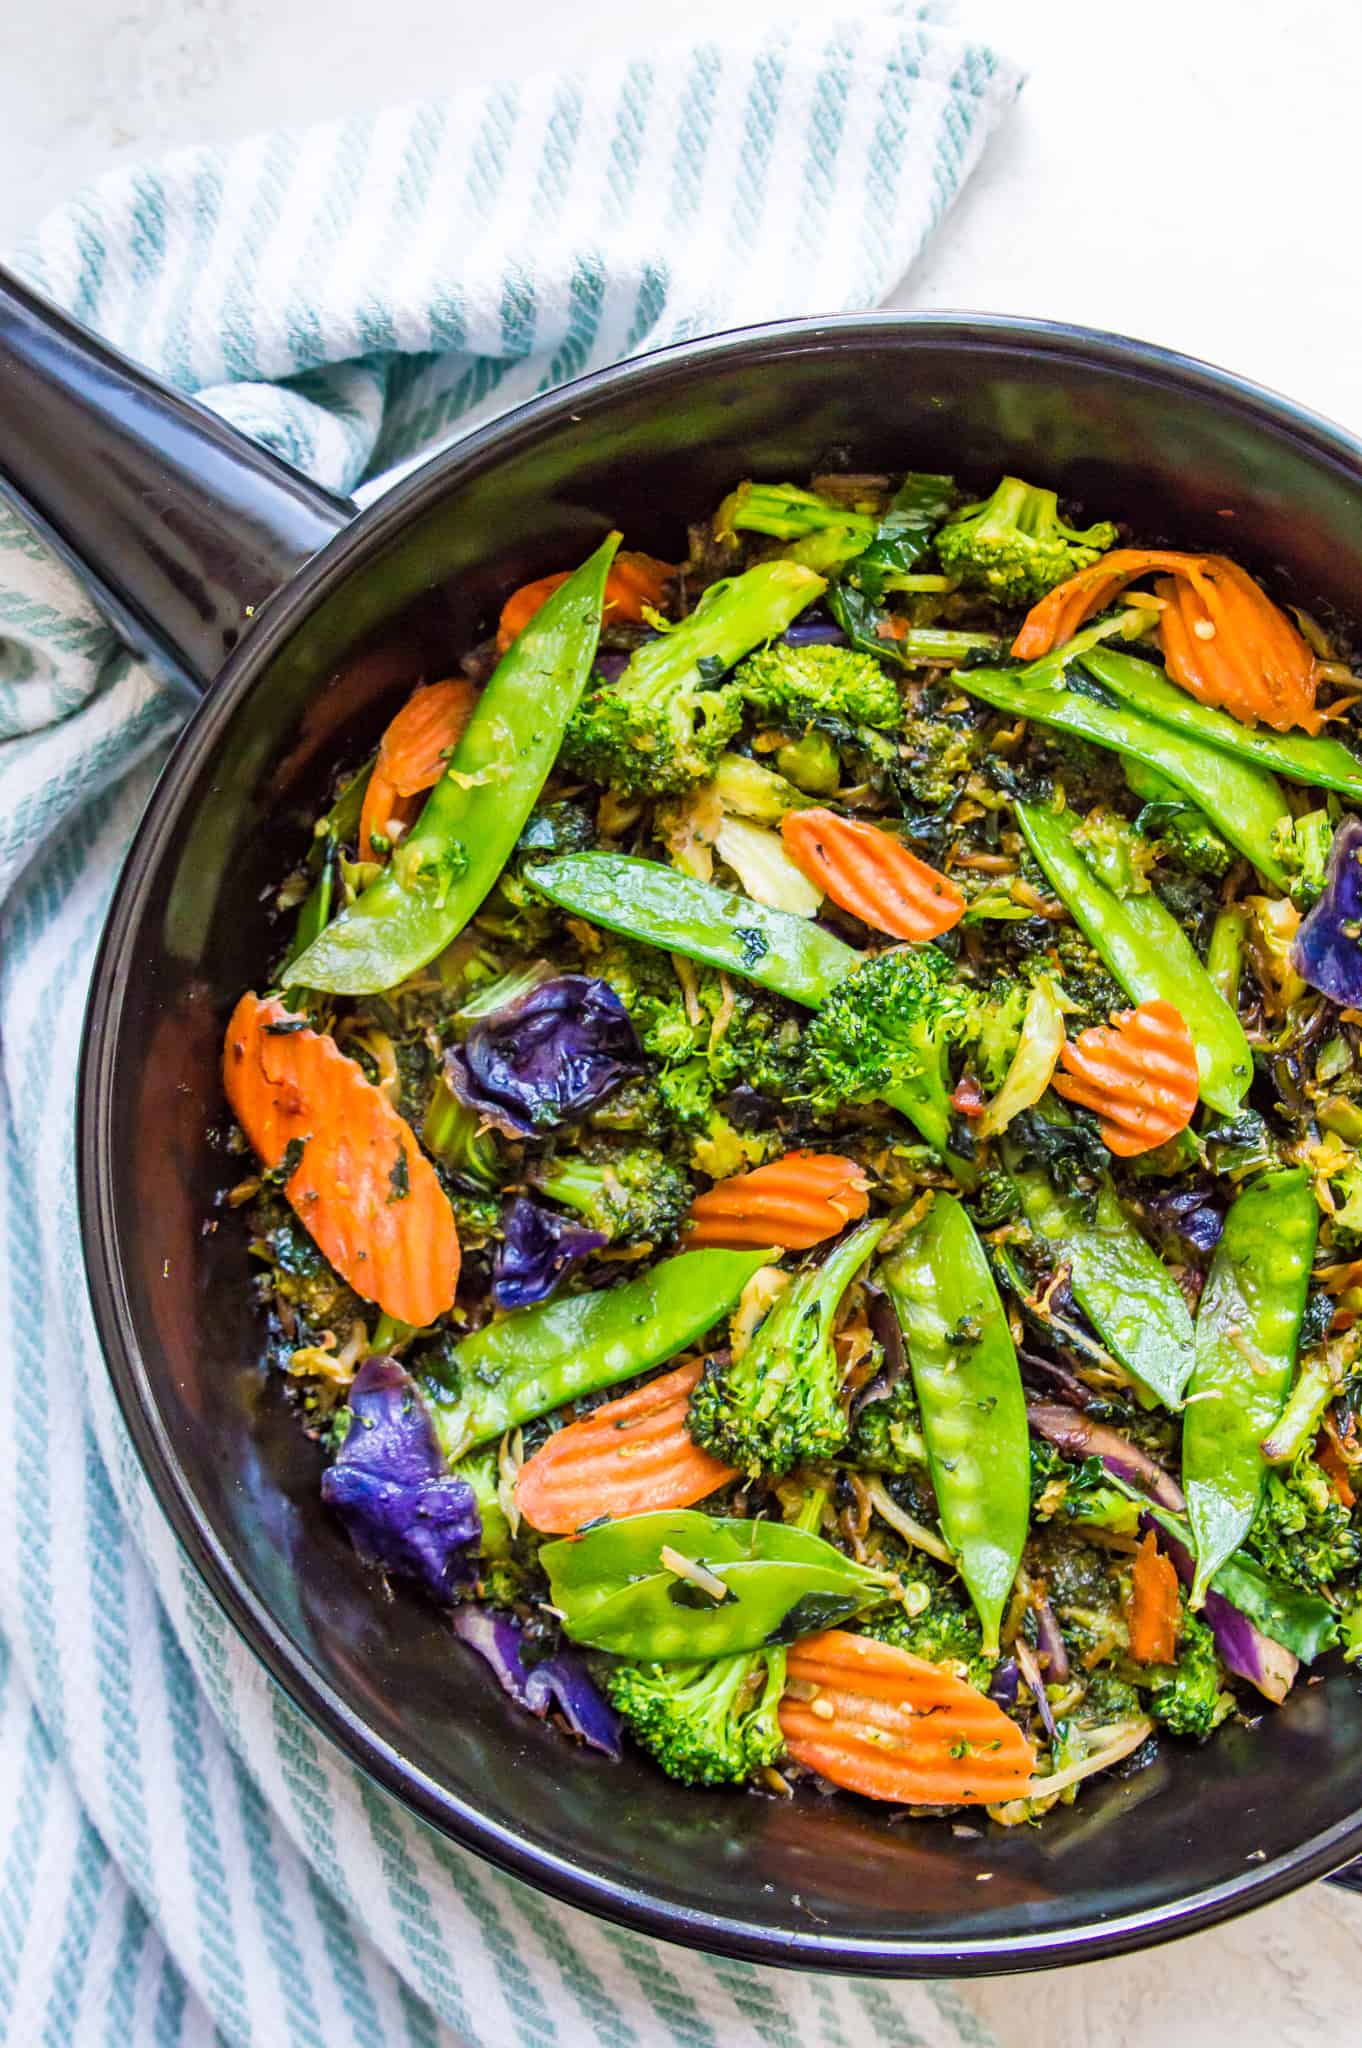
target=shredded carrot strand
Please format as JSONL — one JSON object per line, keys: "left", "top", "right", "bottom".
{"left": 779, "top": 1630, "right": 1033, "bottom": 1805}
{"left": 1053, "top": 999, "right": 1199, "bottom": 1158}
{"left": 513, "top": 1360, "right": 737, "bottom": 1533}
{"left": 1126, "top": 1531, "right": 1182, "bottom": 1665}
{"left": 685, "top": 1152, "right": 870, "bottom": 1251}
{"left": 222, "top": 993, "right": 459, "bottom": 1327}
{"left": 780, "top": 808, "right": 965, "bottom": 942}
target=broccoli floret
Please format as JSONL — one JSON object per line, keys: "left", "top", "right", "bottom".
{"left": 530, "top": 1143, "right": 691, "bottom": 1247}
{"left": 845, "top": 1374, "right": 927, "bottom": 1473}
{"left": 735, "top": 641, "right": 901, "bottom": 732}
{"left": 860, "top": 1561, "right": 991, "bottom": 1689}
{"left": 1245, "top": 1449, "right": 1362, "bottom": 1590}
{"left": 718, "top": 479, "right": 880, "bottom": 544}
{"left": 562, "top": 561, "right": 826, "bottom": 794}
{"left": 603, "top": 1649, "right": 787, "bottom": 1786}
{"left": 1270, "top": 807, "right": 1336, "bottom": 908}
{"left": 592, "top": 939, "right": 804, "bottom": 1114}
{"left": 803, "top": 945, "right": 973, "bottom": 1156}
{"left": 687, "top": 1220, "right": 883, "bottom": 1476}
{"left": 1146, "top": 1613, "right": 1235, "bottom": 1738}
{"left": 935, "top": 476, "right": 1118, "bottom": 609}
{"left": 249, "top": 1195, "right": 366, "bottom": 1335}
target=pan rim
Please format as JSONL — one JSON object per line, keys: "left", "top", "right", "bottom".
{"left": 77, "top": 309, "right": 1362, "bottom": 1973}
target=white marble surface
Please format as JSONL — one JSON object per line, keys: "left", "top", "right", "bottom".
{"left": 4, "top": 0, "right": 1362, "bottom": 2039}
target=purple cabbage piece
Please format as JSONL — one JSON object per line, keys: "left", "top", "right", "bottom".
{"left": 594, "top": 652, "right": 630, "bottom": 683}
{"left": 1027, "top": 1401, "right": 1186, "bottom": 1512}
{"left": 1033, "top": 1594, "right": 1071, "bottom": 1684}
{"left": 1140, "top": 1187, "right": 1226, "bottom": 1260}
{"left": 446, "top": 974, "right": 642, "bottom": 1138}
{"left": 851, "top": 1284, "right": 909, "bottom": 1421}
{"left": 989, "top": 1658, "right": 1020, "bottom": 1710}
{"left": 1152, "top": 1517, "right": 1299, "bottom": 1705}
{"left": 451, "top": 1607, "right": 622, "bottom": 1757}
{"left": 1295, "top": 816, "right": 1362, "bottom": 1003}
{"left": 782, "top": 619, "right": 849, "bottom": 648}
{"left": 321, "top": 1357, "right": 481, "bottom": 1601}
{"left": 1013, "top": 1638, "right": 1058, "bottom": 1745}
{"left": 492, "top": 1196, "right": 607, "bottom": 1310}
{"left": 1203, "top": 1590, "right": 1299, "bottom": 1704}
{"left": 1018, "top": 1348, "right": 1103, "bottom": 1413}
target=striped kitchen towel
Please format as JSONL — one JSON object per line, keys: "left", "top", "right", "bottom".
{"left": 0, "top": 7, "right": 1022, "bottom": 2043}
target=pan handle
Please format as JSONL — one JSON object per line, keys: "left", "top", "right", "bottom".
{"left": 0, "top": 265, "right": 355, "bottom": 694}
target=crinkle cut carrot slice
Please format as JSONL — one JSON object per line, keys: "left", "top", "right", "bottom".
{"left": 223, "top": 993, "right": 459, "bottom": 1326}
{"left": 779, "top": 1630, "right": 1033, "bottom": 1805}
{"left": 1053, "top": 998, "right": 1199, "bottom": 1158}
{"left": 514, "top": 1359, "right": 737, "bottom": 1533}
{"left": 685, "top": 1151, "right": 870, "bottom": 1251}
{"left": 780, "top": 808, "right": 965, "bottom": 942}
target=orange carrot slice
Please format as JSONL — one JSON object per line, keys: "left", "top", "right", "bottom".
{"left": 1012, "top": 549, "right": 1319, "bottom": 734}
{"left": 780, "top": 809, "right": 965, "bottom": 942}
{"left": 1011, "top": 549, "right": 1194, "bottom": 660}
{"left": 358, "top": 677, "right": 477, "bottom": 860}
{"left": 685, "top": 1151, "right": 870, "bottom": 1251}
{"left": 513, "top": 1360, "right": 738, "bottom": 1534}
{"left": 1126, "top": 1531, "right": 1182, "bottom": 1664}
{"left": 223, "top": 993, "right": 459, "bottom": 1327}
{"left": 779, "top": 1630, "right": 1033, "bottom": 1806}
{"left": 1052, "top": 999, "right": 1199, "bottom": 1158}
{"left": 496, "top": 551, "right": 677, "bottom": 653}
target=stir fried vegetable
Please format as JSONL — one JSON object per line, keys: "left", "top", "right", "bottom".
{"left": 225, "top": 463, "right": 1362, "bottom": 1819}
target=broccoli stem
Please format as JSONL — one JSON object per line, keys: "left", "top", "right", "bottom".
{"left": 719, "top": 481, "right": 876, "bottom": 547}
{"left": 624, "top": 561, "right": 827, "bottom": 706}
{"left": 422, "top": 1075, "right": 500, "bottom": 1188}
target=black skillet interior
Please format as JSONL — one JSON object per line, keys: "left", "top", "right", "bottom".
{"left": 81, "top": 319, "right": 1362, "bottom": 1971}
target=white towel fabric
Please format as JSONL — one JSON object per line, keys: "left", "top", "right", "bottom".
{"left": 0, "top": 9, "right": 1022, "bottom": 2042}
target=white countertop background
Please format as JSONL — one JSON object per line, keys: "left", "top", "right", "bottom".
{"left": 4, "top": 0, "right": 1361, "bottom": 2038}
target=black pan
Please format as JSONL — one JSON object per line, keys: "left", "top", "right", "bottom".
{"left": 4, "top": 268, "right": 1362, "bottom": 1972}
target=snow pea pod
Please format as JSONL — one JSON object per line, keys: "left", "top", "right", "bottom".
{"left": 543, "top": 1510, "right": 885, "bottom": 1657}
{"left": 530, "top": 852, "right": 859, "bottom": 1006}
{"left": 288, "top": 533, "right": 620, "bottom": 995}
{"left": 1183, "top": 1168, "right": 1318, "bottom": 1605}
{"left": 956, "top": 663, "right": 1291, "bottom": 886}
{"left": 424, "top": 1245, "right": 770, "bottom": 1460}
{"left": 879, "top": 1194, "right": 1029, "bottom": 1656}
{"left": 1015, "top": 801, "right": 1251, "bottom": 1116}
{"left": 1008, "top": 1162, "right": 1194, "bottom": 1410}
{"left": 1083, "top": 647, "right": 1362, "bottom": 803}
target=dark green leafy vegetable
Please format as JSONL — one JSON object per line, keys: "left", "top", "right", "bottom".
{"left": 1009, "top": 1162, "right": 1195, "bottom": 1409}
